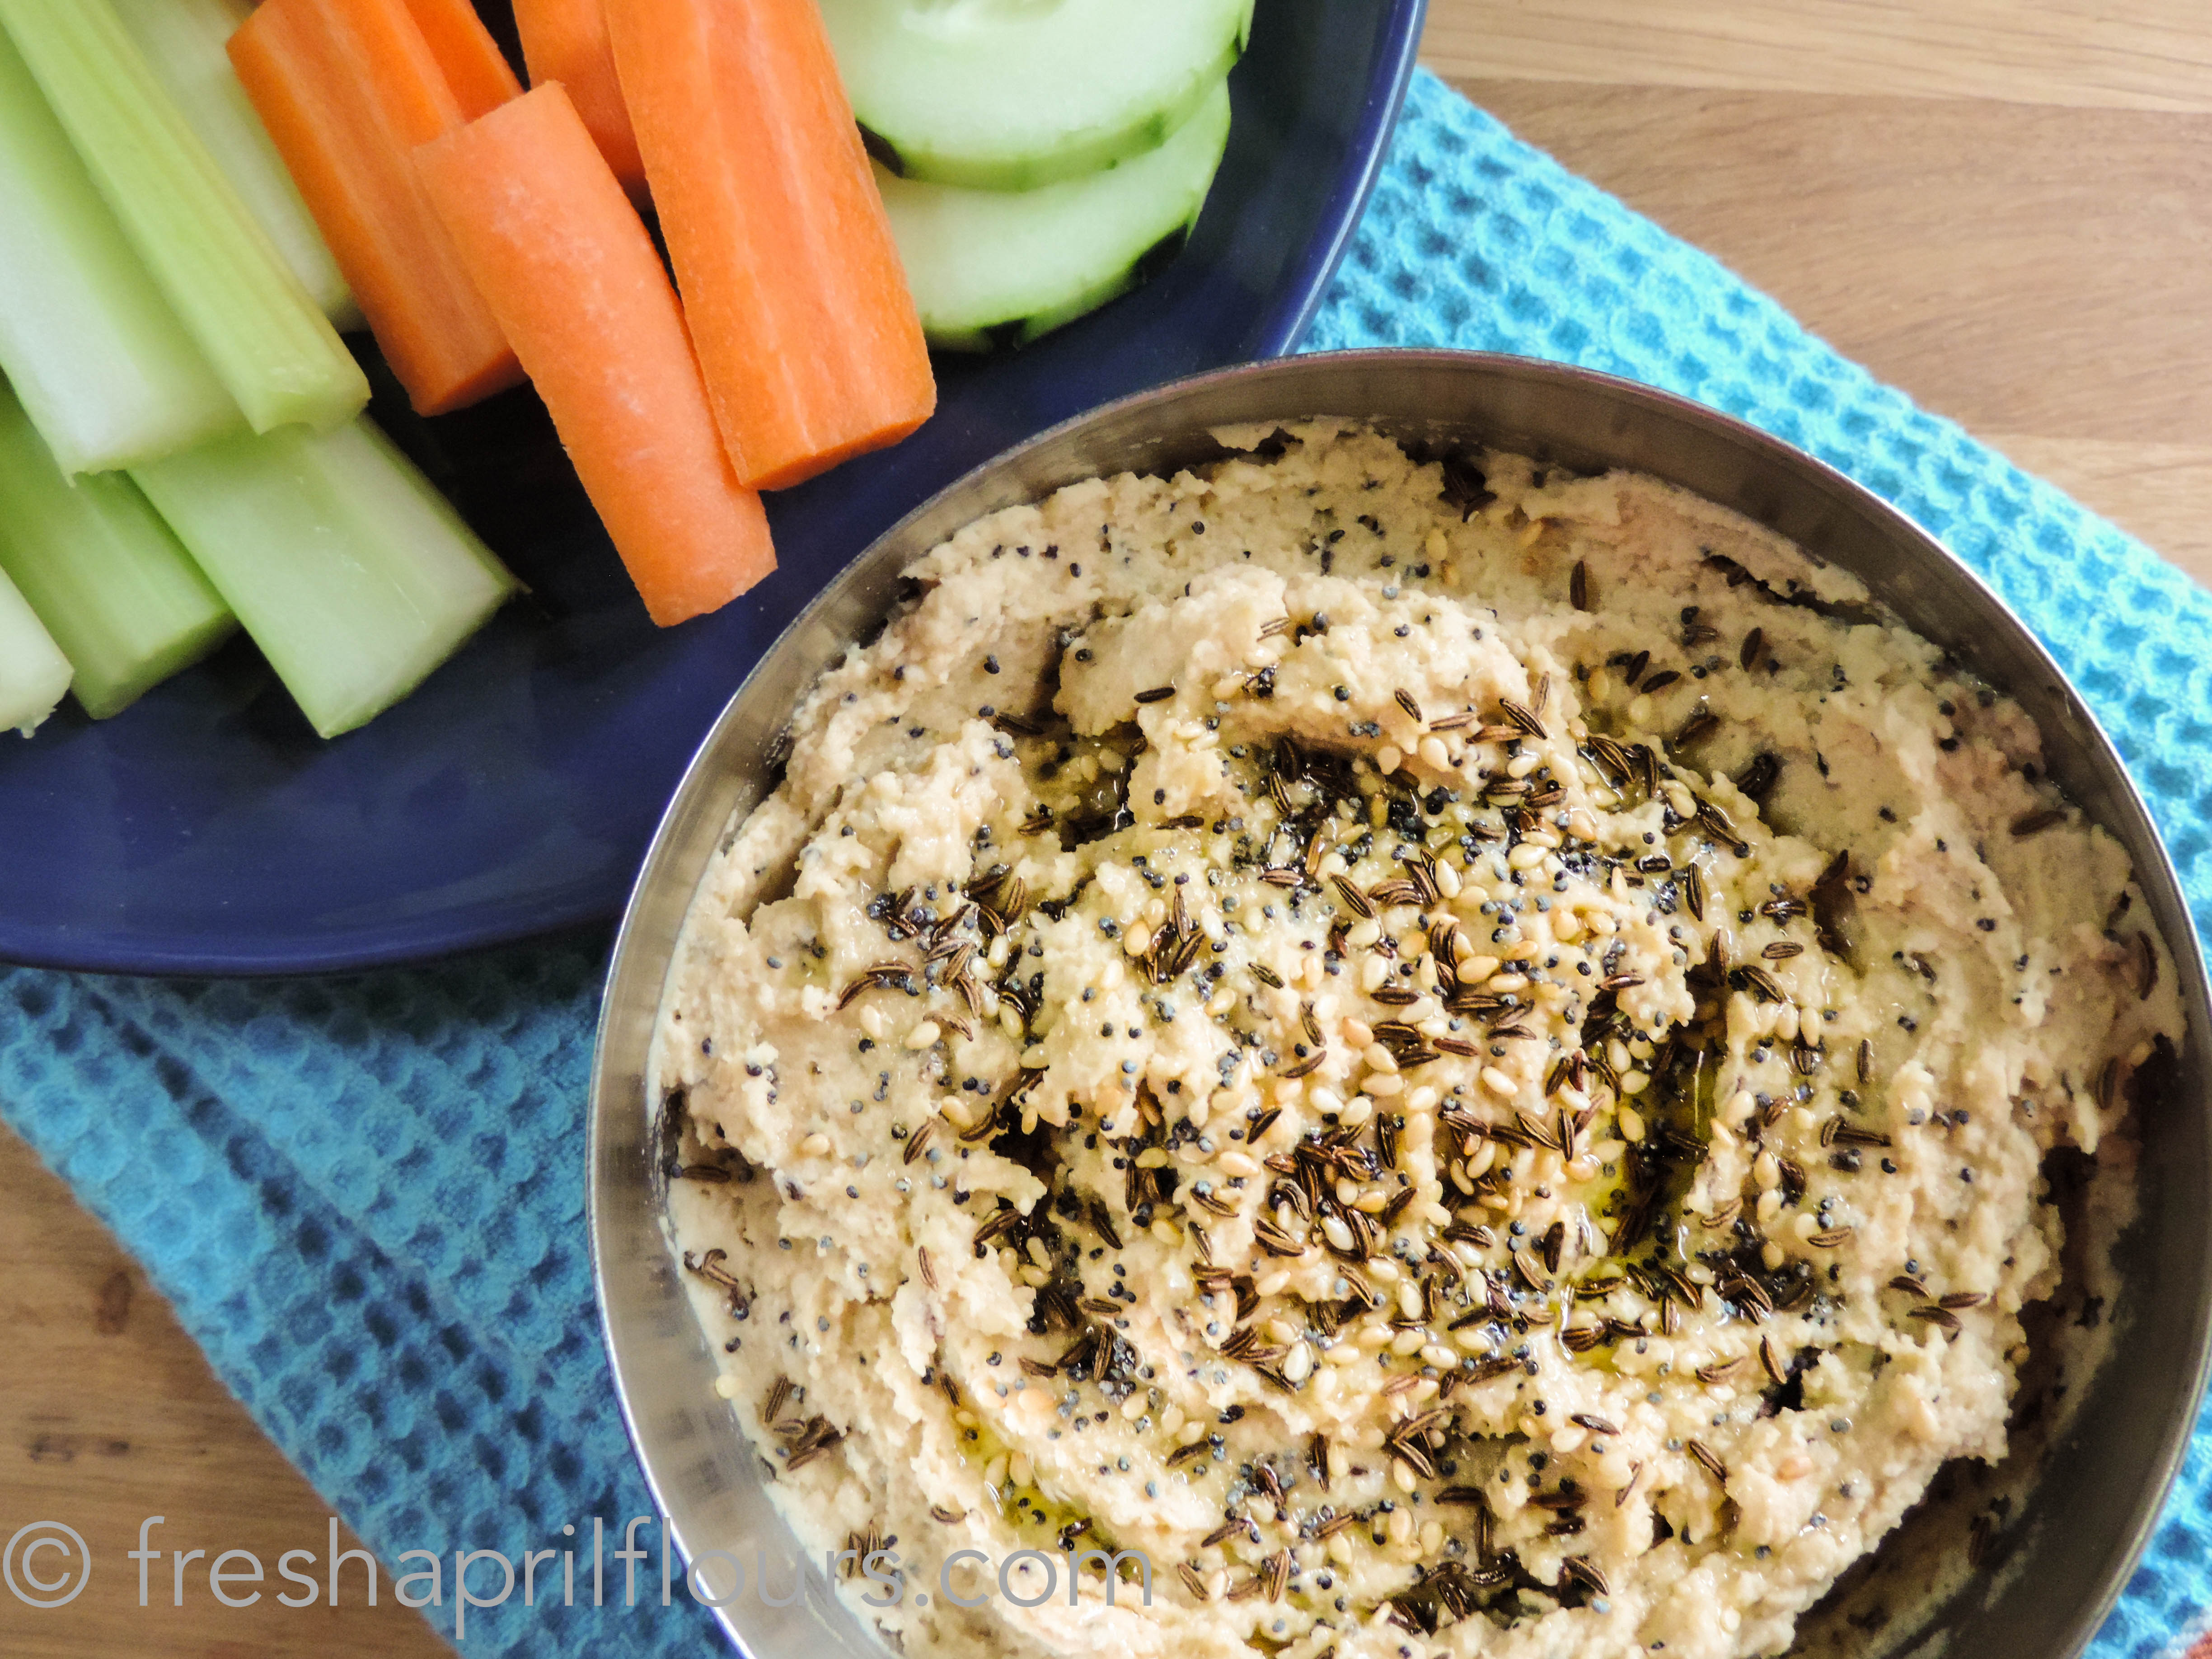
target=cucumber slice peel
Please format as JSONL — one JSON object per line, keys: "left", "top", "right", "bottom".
{"left": 825, "top": 0, "right": 1251, "bottom": 191}
{"left": 881, "top": 81, "right": 1230, "bottom": 351}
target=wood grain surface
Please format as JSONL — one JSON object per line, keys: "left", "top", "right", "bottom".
{"left": 1429, "top": 0, "right": 2212, "bottom": 578}
{"left": 5, "top": 5, "right": 2208, "bottom": 1655}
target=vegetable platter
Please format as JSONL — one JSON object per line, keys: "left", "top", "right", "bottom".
{"left": 0, "top": 0, "right": 1425, "bottom": 975}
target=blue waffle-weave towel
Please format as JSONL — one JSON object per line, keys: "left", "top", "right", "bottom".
{"left": 5, "top": 69, "right": 2210, "bottom": 1658}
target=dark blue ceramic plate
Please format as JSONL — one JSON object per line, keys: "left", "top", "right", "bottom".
{"left": 0, "top": 0, "right": 1426, "bottom": 975}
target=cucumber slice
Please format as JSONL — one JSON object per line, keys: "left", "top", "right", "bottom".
{"left": 881, "top": 81, "right": 1229, "bottom": 351}
{"left": 823, "top": 0, "right": 1251, "bottom": 191}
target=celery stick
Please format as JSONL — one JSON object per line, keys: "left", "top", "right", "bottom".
{"left": 0, "top": 28, "right": 239, "bottom": 475}
{"left": 109, "top": 0, "right": 361, "bottom": 333}
{"left": 0, "top": 376, "right": 236, "bottom": 720}
{"left": 0, "top": 564, "right": 72, "bottom": 736}
{"left": 135, "top": 418, "right": 519, "bottom": 740}
{"left": 0, "top": 0, "right": 369, "bottom": 435}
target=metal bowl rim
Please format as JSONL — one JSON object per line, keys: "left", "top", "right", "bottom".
{"left": 589, "top": 346, "right": 2212, "bottom": 1659}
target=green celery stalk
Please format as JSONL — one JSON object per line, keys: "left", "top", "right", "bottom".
{"left": 0, "top": 0, "right": 369, "bottom": 435}
{"left": 134, "top": 418, "right": 519, "bottom": 740}
{"left": 0, "top": 375, "right": 236, "bottom": 721}
{"left": 0, "top": 26, "right": 239, "bottom": 475}
{"left": 0, "top": 563, "right": 72, "bottom": 736}
{"left": 109, "top": 0, "right": 361, "bottom": 333}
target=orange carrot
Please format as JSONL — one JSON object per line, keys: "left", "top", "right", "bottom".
{"left": 417, "top": 84, "right": 774, "bottom": 626}
{"left": 398, "top": 0, "right": 522, "bottom": 120}
{"left": 511, "top": 0, "right": 645, "bottom": 195}
{"left": 603, "top": 0, "right": 934, "bottom": 491}
{"left": 231, "top": 0, "right": 522, "bottom": 416}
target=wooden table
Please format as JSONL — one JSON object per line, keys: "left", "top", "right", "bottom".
{"left": 1424, "top": 0, "right": 2212, "bottom": 581}
{"left": 5, "top": 5, "right": 2208, "bottom": 1654}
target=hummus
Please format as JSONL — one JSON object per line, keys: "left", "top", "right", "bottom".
{"left": 655, "top": 425, "right": 2181, "bottom": 1659}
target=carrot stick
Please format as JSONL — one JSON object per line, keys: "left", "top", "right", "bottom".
{"left": 230, "top": 0, "right": 523, "bottom": 415}
{"left": 397, "top": 0, "right": 520, "bottom": 119}
{"left": 604, "top": 0, "right": 934, "bottom": 491}
{"left": 511, "top": 0, "right": 644, "bottom": 195}
{"left": 416, "top": 83, "right": 773, "bottom": 626}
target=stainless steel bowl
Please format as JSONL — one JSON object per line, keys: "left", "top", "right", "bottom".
{"left": 589, "top": 350, "right": 2212, "bottom": 1659}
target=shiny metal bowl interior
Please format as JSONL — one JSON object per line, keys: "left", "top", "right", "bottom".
{"left": 590, "top": 350, "right": 2212, "bottom": 1659}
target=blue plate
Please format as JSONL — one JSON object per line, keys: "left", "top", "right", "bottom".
{"left": 0, "top": 0, "right": 1426, "bottom": 975}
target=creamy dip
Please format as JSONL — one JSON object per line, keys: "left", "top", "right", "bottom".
{"left": 655, "top": 425, "right": 2180, "bottom": 1659}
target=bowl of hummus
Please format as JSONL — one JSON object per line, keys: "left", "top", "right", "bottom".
{"left": 589, "top": 351, "right": 2211, "bottom": 1659}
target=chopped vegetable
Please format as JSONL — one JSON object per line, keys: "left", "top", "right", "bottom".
{"left": 397, "top": 0, "right": 521, "bottom": 120}
{"left": 0, "top": 26, "right": 238, "bottom": 475}
{"left": 108, "top": 0, "right": 359, "bottom": 331}
{"left": 0, "top": 563, "right": 71, "bottom": 737}
{"left": 0, "top": 375, "right": 234, "bottom": 720}
{"left": 821, "top": 0, "right": 1251, "bottom": 189}
{"left": 134, "top": 417, "right": 518, "bottom": 739}
{"left": 881, "top": 81, "right": 1230, "bottom": 351}
{"left": 418, "top": 84, "right": 773, "bottom": 627}
{"left": 511, "top": 0, "right": 645, "bottom": 194}
{"left": 0, "top": 0, "right": 369, "bottom": 435}
{"left": 230, "top": 0, "right": 523, "bottom": 416}
{"left": 605, "top": 0, "right": 934, "bottom": 490}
